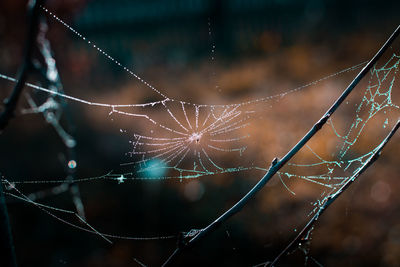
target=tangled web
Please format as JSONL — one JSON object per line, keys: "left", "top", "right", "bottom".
{"left": 0, "top": 5, "right": 399, "bottom": 261}
{"left": 281, "top": 51, "right": 400, "bottom": 193}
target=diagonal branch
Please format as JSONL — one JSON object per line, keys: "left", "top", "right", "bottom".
{"left": 34, "top": 17, "right": 85, "bottom": 219}
{"left": 0, "top": 0, "right": 44, "bottom": 131}
{"left": 1, "top": 0, "right": 85, "bottom": 219}
{"left": 0, "top": 2, "right": 44, "bottom": 267}
{"left": 162, "top": 24, "right": 400, "bottom": 266}
{"left": 269, "top": 119, "right": 400, "bottom": 266}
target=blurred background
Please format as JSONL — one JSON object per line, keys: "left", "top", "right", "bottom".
{"left": 1, "top": 0, "right": 400, "bottom": 266}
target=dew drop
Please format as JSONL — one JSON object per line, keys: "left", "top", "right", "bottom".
{"left": 383, "top": 118, "right": 388, "bottom": 128}
{"left": 68, "top": 160, "right": 77, "bottom": 169}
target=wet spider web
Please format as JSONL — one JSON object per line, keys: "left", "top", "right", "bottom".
{"left": 0, "top": 5, "right": 399, "bottom": 262}
{"left": 1, "top": 6, "right": 369, "bottom": 181}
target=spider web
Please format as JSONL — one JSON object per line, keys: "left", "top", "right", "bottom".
{"left": 279, "top": 51, "right": 400, "bottom": 193}
{"left": 2, "top": 6, "right": 368, "bottom": 181}
{"left": 0, "top": 5, "right": 399, "bottom": 264}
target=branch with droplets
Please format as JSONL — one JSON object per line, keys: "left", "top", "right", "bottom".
{"left": 0, "top": 1, "right": 44, "bottom": 267}
{"left": 30, "top": 15, "right": 86, "bottom": 219}
{"left": 265, "top": 119, "right": 400, "bottom": 266}
{"left": 161, "top": 24, "right": 400, "bottom": 266}
{"left": 0, "top": 0, "right": 43, "bottom": 131}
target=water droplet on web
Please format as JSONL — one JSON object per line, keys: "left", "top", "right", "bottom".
{"left": 66, "top": 138, "right": 76, "bottom": 148}
{"left": 383, "top": 118, "right": 388, "bottom": 128}
{"left": 5, "top": 8, "right": 400, "bottom": 255}
{"left": 48, "top": 69, "right": 58, "bottom": 81}
{"left": 68, "top": 160, "right": 77, "bottom": 169}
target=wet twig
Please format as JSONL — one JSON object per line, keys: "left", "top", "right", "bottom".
{"left": 32, "top": 17, "right": 85, "bottom": 219}
{"left": 162, "top": 24, "right": 400, "bottom": 266}
{"left": 268, "top": 119, "right": 400, "bottom": 266}
{"left": 0, "top": 1, "right": 44, "bottom": 267}
{"left": 0, "top": 0, "right": 43, "bottom": 131}
{"left": 0, "top": 2, "right": 86, "bottom": 267}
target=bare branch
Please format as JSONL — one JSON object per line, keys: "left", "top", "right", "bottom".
{"left": 0, "top": 1, "right": 45, "bottom": 267}
{"left": 269, "top": 119, "right": 400, "bottom": 266}
{"left": 34, "top": 17, "right": 85, "bottom": 219}
{"left": 162, "top": 24, "right": 400, "bottom": 266}
{"left": 0, "top": 0, "right": 44, "bottom": 131}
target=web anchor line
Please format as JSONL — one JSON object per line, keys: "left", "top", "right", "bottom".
{"left": 161, "top": 24, "right": 400, "bottom": 266}
{"left": 2, "top": 179, "right": 176, "bottom": 242}
{"left": 0, "top": 5, "right": 359, "bottom": 107}
{"left": 267, "top": 120, "right": 400, "bottom": 267}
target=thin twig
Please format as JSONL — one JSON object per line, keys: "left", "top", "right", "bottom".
{"left": 0, "top": 0, "right": 43, "bottom": 131}
{"left": 269, "top": 119, "right": 400, "bottom": 266}
{"left": 0, "top": 180, "right": 17, "bottom": 267}
{"left": 0, "top": 2, "right": 44, "bottom": 267}
{"left": 35, "top": 17, "right": 85, "bottom": 219}
{"left": 162, "top": 24, "right": 400, "bottom": 266}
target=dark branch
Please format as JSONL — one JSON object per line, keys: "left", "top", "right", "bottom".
{"left": 0, "top": 0, "right": 44, "bottom": 131}
{"left": 269, "top": 119, "right": 400, "bottom": 266}
{"left": 0, "top": 179, "right": 17, "bottom": 267}
{"left": 35, "top": 17, "right": 85, "bottom": 219}
{"left": 162, "top": 24, "right": 400, "bottom": 266}
{"left": 0, "top": 2, "right": 44, "bottom": 267}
